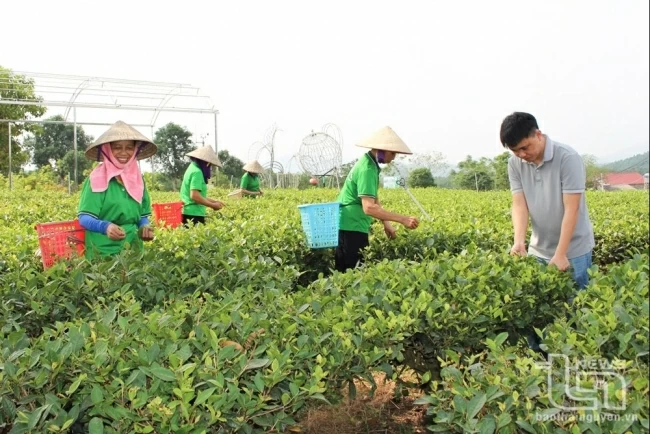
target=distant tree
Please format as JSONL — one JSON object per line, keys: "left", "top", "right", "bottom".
{"left": 451, "top": 156, "right": 494, "bottom": 191}
{"left": 582, "top": 154, "right": 609, "bottom": 190}
{"left": 408, "top": 167, "right": 436, "bottom": 188}
{"left": 25, "top": 115, "right": 94, "bottom": 169}
{"left": 336, "top": 158, "right": 358, "bottom": 184}
{"left": 57, "top": 150, "right": 94, "bottom": 181}
{"left": 217, "top": 150, "right": 244, "bottom": 182}
{"left": 602, "top": 151, "right": 649, "bottom": 174}
{"left": 491, "top": 152, "right": 511, "bottom": 190}
{"left": 0, "top": 66, "right": 47, "bottom": 174}
{"left": 153, "top": 123, "right": 194, "bottom": 186}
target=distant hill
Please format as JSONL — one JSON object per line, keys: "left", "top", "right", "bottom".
{"left": 603, "top": 151, "right": 649, "bottom": 174}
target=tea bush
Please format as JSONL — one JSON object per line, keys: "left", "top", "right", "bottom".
{"left": 417, "top": 254, "right": 650, "bottom": 433}
{"left": 0, "top": 187, "right": 647, "bottom": 432}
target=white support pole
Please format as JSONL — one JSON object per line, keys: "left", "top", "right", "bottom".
{"left": 213, "top": 111, "right": 218, "bottom": 154}
{"left": 150, "top": 125, "right": 155, "bottom": 185}
{"left": 8, "top": 122, "right": 12, "bottom": 190}
{"left": 73, "top": 106, "right": 78, "bottom": 186}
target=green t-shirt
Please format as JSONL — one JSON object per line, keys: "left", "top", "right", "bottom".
{"left": 337, "top": 152, "right": 380, "bottom": 233}
{"left": 240, "top": 172, "right": 260, "bottom": 198}
{"left": 180, "top": 162, "right": 208, "bottom": 216}
{"left": 78, "top": 177, "right": 151, "bottom": 259}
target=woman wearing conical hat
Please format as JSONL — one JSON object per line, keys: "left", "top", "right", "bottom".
{"left": 77, "top": 121, "right": 157, "bottom": 259}
{"left": 240, "top": 160, "right": 264, "bottom": 198}
{"left": 180, "top": 146, "right": 225, "bottom": 225}
{"left": 335, "top": 126, "right": 420, "bottom": 272}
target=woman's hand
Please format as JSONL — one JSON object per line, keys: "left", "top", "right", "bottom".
{"left": 383, "top": 221, "right": 397, "bottom": 239}
{"left": 400, "top": 216, "right": 420, "bottom": 229}
{"left": 106, "top": 223, "right": 126, "bottom": 240}
{"left": 139, "top": 226, "right": 154, "bottom": 242}
{"left": 210, "top": 200, "right": 225, "bottom": 210}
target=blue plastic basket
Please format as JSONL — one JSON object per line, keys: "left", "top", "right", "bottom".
{"left": 297, "top": 202, "right": 340, "bottom": 249}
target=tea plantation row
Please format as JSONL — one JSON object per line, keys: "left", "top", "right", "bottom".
{"left": 0, "top": 188, "right": 648, "bottom": 433}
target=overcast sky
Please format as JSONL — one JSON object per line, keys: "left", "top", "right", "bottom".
{"left": 3, "top": 0, "right": 649, "bottom": 172}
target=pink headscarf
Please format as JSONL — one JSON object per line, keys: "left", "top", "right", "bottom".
{"left": 89, "top": 143, "right": 145, "bottom": 204}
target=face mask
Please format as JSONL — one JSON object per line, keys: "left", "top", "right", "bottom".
{"left": 377, "top": 150, "right": 386, "bottom": 164}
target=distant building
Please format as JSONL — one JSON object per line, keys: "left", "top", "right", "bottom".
{"left": 602, "top": 172, "right": 647, "bottom": 191}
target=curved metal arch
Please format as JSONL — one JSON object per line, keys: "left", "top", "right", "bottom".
{"left": 263, "top": 123, "right": 281, "bottom": 146}
{"left": 63, "top": 79, "right": 91, "bottom": 120}
{"left": 249, "top": 141, "right": 271, "bottom": 161}
{"left": 286, "top": 154, "right": 304, "bottom": 174}
{"left": 257, "top": 148, "right": 271, "bottom": 161}
{"left": 150, "top": 86, "right": 184, "bottom": 125}
{"left": 62, "top": 79, "right": 216, "bottom": 126}
{"left": 322, "top": 123, "right": 344, "bottom": 148}
{"left": 262, "top": 160, "right": 284, "bottom": 173}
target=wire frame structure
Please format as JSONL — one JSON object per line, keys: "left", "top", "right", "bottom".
{"left": 0, "top": 70, "right": 219, "bottom": 189}
{"left": 248, "top": 123, "right": 282, "bottom": 188}
{"left": 298, "top": 123, "right": 343, "bottom": 187}
{"left": 286, "top": 154, "right": 301, "bottom": 174}
{"left": 261, "top": 155, "right": 300, "bottom": 189}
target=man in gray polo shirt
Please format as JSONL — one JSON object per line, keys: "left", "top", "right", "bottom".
{"left": 500, "top": 112, "right": 595, "bottom": 352}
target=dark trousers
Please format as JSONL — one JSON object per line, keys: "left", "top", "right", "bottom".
{"left": 335, "top": 230, "right": 370, "bottom": 272}
{"left": 182, "top": 214, "right": 205, "bottom": 226}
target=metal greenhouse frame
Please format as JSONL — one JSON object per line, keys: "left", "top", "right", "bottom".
{"left": 0, "top": 71, "right": 219, "bottom": 189}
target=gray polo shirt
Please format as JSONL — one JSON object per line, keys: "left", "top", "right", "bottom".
{"left": 508, "top": 136, "right": 595, "bottom": 259}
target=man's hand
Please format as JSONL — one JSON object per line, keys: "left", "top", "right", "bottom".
{"left": 549, "top": 253, "right": 570, "bottom": 271}
{"left": 401, "top": 216, "right": 419, "bottom": 229}
{"left": 139, "top": 226, "right": 154, "bottom": 242}
{"left": 384, "top": 221, "right": 397, "bottom": 239}
{"left": 211, "top": 200, "right": 225, "bottom": 211}
{"left": 106, "top": 223, "right": 126, "bottom": 241}
{"left": 510, "top": 242, "right": 527, "bottom": 256}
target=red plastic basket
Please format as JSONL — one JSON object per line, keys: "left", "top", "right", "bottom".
{"left": 152, "top": 202, "right": 183, "bottom": 228}
{"left": 35, "top": 219, "right": 86, "bottom": 269}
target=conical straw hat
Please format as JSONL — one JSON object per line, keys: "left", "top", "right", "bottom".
{"left": 186, "top": 146, "right": 223, "bottom": 167}
{"left": 242, "top": 160, "right": 265, "bottom": 174}
{"left": 355, "top": 126, "right": 413, "bottom": 154}
{"left": 85, "top": 120, "right": 157, "bottom": 161}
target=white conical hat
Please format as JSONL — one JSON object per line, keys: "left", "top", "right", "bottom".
{"left": 85, "top": 120, "right": 157, "bottom": 161}
{"left": 186, "top": 146, "right": 223, "bottom": 167}
{"left": 355, "top": 126, "right": 413, "bottom": 154}
{"left": 242, "top": 160, "right": 264, "bottom": 174}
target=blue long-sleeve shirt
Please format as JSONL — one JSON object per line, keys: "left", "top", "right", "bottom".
{"left": 79, "top": 214, "right": 149, "bottom": 234}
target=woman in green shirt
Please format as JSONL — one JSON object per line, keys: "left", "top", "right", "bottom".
{"left": 335, "top": 126, "right": 420, "bottom": 272}
{"left": 77, "top": 121, "right": 157, "bottom": 259}
{"left": 240, "top": 160, "right": 264, "bottom": 198}
{"left": 180, "top": 146, "right": 225, "bottom": 225}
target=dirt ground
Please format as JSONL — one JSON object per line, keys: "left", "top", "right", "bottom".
{"left": 296, "top": 372, "right": 428, "bottom": 434}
